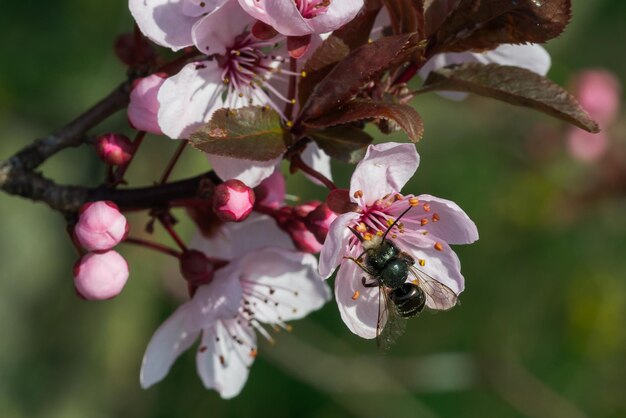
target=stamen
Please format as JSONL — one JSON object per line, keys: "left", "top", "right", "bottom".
{"left": 352, "top": 290, "right": 360, "bottom": 300}
{"left": 434, "top": 242, "right": 443, "bottom": 251}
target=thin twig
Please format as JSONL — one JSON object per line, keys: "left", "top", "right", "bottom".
{"left": 158, "top": 140, "right": 188, "bottom": 185}
{"left": 124, "top": 237, "right": 182, "bottom": 258}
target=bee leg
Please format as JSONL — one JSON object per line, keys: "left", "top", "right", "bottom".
{"left": 344, "top": 256, "right": 377, "bottom": 276}
{"left": 361, "top": 277, "right": 379, "bottom": 288}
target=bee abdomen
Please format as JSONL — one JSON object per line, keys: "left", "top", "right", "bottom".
{"left": 390, "top": 283, "right": 426, "bottom": 318}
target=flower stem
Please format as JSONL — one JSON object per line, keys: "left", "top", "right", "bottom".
{"left": 158, "top": 140, "right": 188, "bottom": 185}
{"left": 158, "top": 216, "right": 188, "bottom": 251}
{"left": 124, "top": 237, "right": 182, "bottom": 258}
{"left": 291, "top": 154, "right": 337, "bottom": 190}
{"left": 114, "top": 130, "right": 146, "bottom": 185}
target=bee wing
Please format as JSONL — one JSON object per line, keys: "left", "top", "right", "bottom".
{"left": 409, "top": 266, "right": 459, "bottom": 311}
{"left": 376, "top": 288, "right": 407, "bottom": 351}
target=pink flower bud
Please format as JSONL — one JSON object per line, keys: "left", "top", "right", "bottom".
{"left": 180, "top": 250, "right": 215, "bottom": 286}
{"left": 73, "top": 251, "right": 129, "bottom": 300}
{"left": 286, "top": 220, "right": 323, "bottom": 254}
{"left": 128, "top": 74, "right": 166, "bottom": 135}
{"left": 95, "top": 133, "right": 133, "bottom": 166}
{"left": 74, "top": 201, "right": 128, "bottom": 252}
{"left": 573, "top": 70, "right": 621, "bottom": 125}
{"left": 212, "top": 180, "right": 255, "bottom": 222}
{"left": 305, "top": 203, "right": 337, "bottom": 244}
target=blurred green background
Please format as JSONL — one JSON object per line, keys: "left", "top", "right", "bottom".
{"left": 1, "top": 1, "right": 625, "bottom": 417}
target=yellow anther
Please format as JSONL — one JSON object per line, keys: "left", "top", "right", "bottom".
{"left": 423, "top": 203, "right": 431, "bottom": 212}
{"left": 286, "top": 120, "right": 294, "bottom": 127}
{"left": 290, "top": 98, "right": 296, "bottom": 104}
{"left": 432, "top": 213, "right": 440, "bottom": 222}
{"left": 420, "top": 218, "right": 429, "bottom": 226}
{"left": 409, "top": 197, "right": 420, "bottom": 207}
{"left": 434, "top": 242, "right": 443, "bottom": 251}
{"left": 249, "top": 349, "right": 258, "bottom": 358}
{"left": 418, "top": 259, "right": 426, "bottom": 266}
{"left": 356, "top": 223, "right": 367, "bottom": 233}
{"left": 376, "top": 230, "right": 384, "bottom": 237}
{"left": 363, "top": 232, "right": 373, "bottom": 241}
{"left": 351, "top": 290, "right": 360, "bottom": 300}
{"left": 301, "top": 71, "right": 307, "bottom": 78}
{"left": 386, "top": 218, "right": 395, "bottom": 227}
{"left": 354, "top": 190, "right": 364, "bottom": 199}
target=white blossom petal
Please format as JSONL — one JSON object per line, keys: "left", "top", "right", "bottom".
{"left": 319, "top": 212, "right": 360, "bottom": 278}
{"left": 350, "top": 143, "right": 420, "bottom": 206}
{"left": 239, "top": 249, "right": 331, "bottom": 323}
{"left": 207, "top": 154, "right": 282, "bottom": 188}
{"left": 196, "top": 319, "right": 257, "bottom": 399}
{"left": 301, "top": 142, "right": 333, "bottom": 186}
{"left": 157, "top": 61, "right": 223, "bottom": 139}
{"left": 140, "top": 303, "right": 201, "bottom": 388}
{"left": 334, "top": 260, "right": 380, "bottom": 339}
{"left": 129, "top": 0, "right": 197, "bottom": 51}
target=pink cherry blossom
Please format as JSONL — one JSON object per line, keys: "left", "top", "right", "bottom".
{"left": 73, "top": 251, "right": 130, "bottom": 300}
{"left": 238, "top": 0, "right": 364, "bottom": 36}
{"left": 212, "top": 179, "right": 256, "bottom": 222}
{"left": 140, "top": 215, "right": 331, "bottom": 398}
{"left": 254, "top": 169, "right": 286, "bottom": 209}
{"left": 319, "top": 143, "right": 478, "bottom": 339}
{"left": 128, "top": 73, "right": 166, "bottom": 135}
{"left": 153, "top": 1, "right": 332, "bottom": 187}
{"left": 74, "top": 201, "right": 128, "bottom": 252}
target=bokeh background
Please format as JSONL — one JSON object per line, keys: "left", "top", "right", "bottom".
{"left": 1, "top": 1, "right": 625, "bottom": 417}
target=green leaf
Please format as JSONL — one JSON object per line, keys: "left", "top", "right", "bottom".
{"left": 298, "top": 33, "right": 424, "bottom": 124}
{"left": 419, "top": 63, "right": 599, "bottom": 133}
{"left": 305, "top": 100, "right": 424, "bottom": 143}
{"left": 189, "top": 106, "right": 287, "bottom": 161}
{"left": 309, "top": 126, "right": 374, "bottom": 164}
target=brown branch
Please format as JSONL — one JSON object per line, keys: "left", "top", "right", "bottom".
{"left": 1, "top": 169, "right": 220, "bottom": 214}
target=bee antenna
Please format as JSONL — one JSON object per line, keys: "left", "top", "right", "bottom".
{"left": 348, "top": 226, "right": 364, "bottom": 242}
{"left": 382, "top": 205, "right": 414, "bottom": 241}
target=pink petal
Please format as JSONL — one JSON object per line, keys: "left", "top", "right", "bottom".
{"left": 572, "top": 70, "right": 621, "bottom": 125}
{"left": 140, "top": 303, "right": 201, "bottom": 388}
{"left": 182, "top": 0, "right": 227, "bottom": 17}
{"left": 395, "top": 233, "right": 464, "bottom": 310}
{"left": 196, "top": 319, "right": 256, "bottom": 399}
{"left": 128, "top": 74, "right": 166, "bottom": 135}
{"left": 307, "top": 0, "right": 364, "bottom": 34}
{"left": 389, "top": 195, "right": 479, "bottom": 245}
{"left": 191, "top": 263, "right": 245, "bottom": 321}
{"left": 319, "top": 212, "right": 359, "bottom": 278}
{"left": 334, "top": 260, "right": 381, "bottom": 339}
{"left": 207, "top": 154, "right": 282, "bottom": 188}
{"left": 350, "top": 143, "right": 420, "bottom": 206}
{"left": 192, "top": 0, "right": 255, "bottom": 55}
{"left": 129, "top": 0, "right": 197, "bottom": 51}
{"left": 239, "top": 249, "right": 330, "bottom": 323}
{"left": 239, "top": 0, "right": 310, "bottom": 36}
{"left": 157, "top": 61, "right": 223, "bottom": 139}
{"left": 254, "top": 169, "right": 286, "bottom": 209}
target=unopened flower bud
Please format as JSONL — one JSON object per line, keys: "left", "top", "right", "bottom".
{"left": 305, "top": 203, "right": 337, "bottom": 244}
{"left": 74, "top": 201, "right": 128, "bottom": 252}
{"left": 114, "top": 32, "right": 157, "bottom": 67}
{"left": 212, "top": 180, "right": 255, "bottom": 222}
{"left": 286, "top": 220, "right": 323, "bottom": 254}
{"left": 180, "top": 250, "right": 215, "bottom": 286}
{"left": 73, "top": 251, "right": 129, "bottom": 300}
{"left": 95, "top": 133, "right": 133, "bottom": 166}
{"left": 128, "top": 74, "right": 166, "bottom": 135}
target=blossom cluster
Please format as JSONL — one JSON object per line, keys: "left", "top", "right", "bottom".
{"left": 51, "top": 0, "right": 594, "bottom": 400}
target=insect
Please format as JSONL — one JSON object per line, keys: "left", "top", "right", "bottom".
{"left": 347, "top": 206, "right": 459, "bottom": 350}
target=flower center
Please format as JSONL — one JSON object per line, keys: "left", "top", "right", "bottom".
{"left": 217, "top": 32, "right": 303, "bottom": 120}
{"left": 295, "top": 0, "right": 331, "bottom": 18}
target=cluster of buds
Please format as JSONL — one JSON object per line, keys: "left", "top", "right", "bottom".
{"left": 273, "top": 201, "right": 337, "bottom": 254}
{"left": 72, "top": 202, "right": 129, "bottom": 300}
